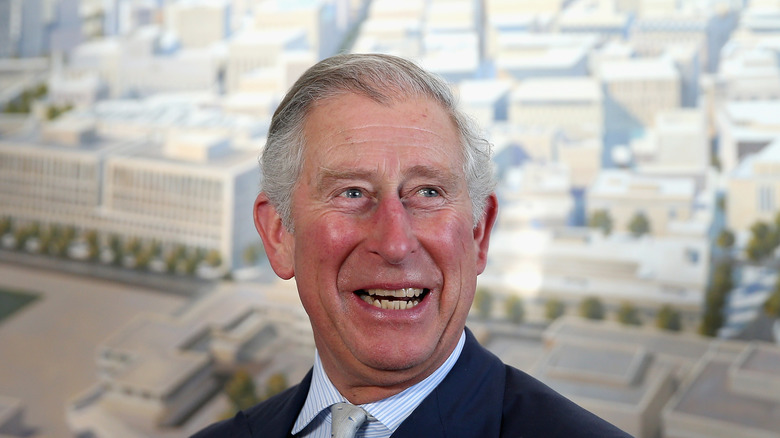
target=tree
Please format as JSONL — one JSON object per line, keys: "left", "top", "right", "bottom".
{"left": 46, "top": 103, "right": 73, "bottom": 120}
{"left": 716, "top": 194, "right": 726, "bottom": 212}
{"left": 616, "top": 302, "right": 642, "bottom": 326}
{"left": 545, "top": 298, "right": 565, "bottom": 321}
{"left": 265, "top": 373, "right": 288, "bottom": 399}
{"left": 745, "top": 221, "right": 776, "bottom": 262}
{"left": 224, "top": 369, "right": 261, "bottom": 412}
{"left": 628, "top": 212, "right": 651, "bottom": 237}
{"left": 109, "top": 234, "right": 124, "bottom": 265}
{"left": 716, "top": 229, "right": 735, "bottom": 250}
{"left": 588, "top": 209, "right": 613, "bottom": 235}
{"left": 166, "top": 244, "right": 186, "bottom": 273}
{"left": 84, "top": 229, "right": 100, "bottom": 260}
{"left": 0, "top": 217, "right": 12, "bottom": 236}
{"left": 504, "top": 295, "right": 525, "bottom": 324}
{"left": 578, "top": 296, "right": 605, "bottom": 320}
{"left": 473, "top": 288, "right": 494, "bottom": 319}
{"left": 656, "top": 304, "right": 682, "bottom": 332}
{"left": 765, "top": 278, "right": 780, "bottom": 319}
{"left": 206, "top": 249, "right": 222, "bottom": 268}
{"left": 243, "top": 244, "right": 265, "bottom": 266}
{"left": 699, "top": 261, "right": 733, "bottom": 337}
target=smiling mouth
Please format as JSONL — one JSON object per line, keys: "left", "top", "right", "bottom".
{"left": 356, "top": 288, "right": 429, "bottom": 310}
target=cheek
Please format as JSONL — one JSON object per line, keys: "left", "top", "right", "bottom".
{"left": 295, "top": 215, "right": 360, "bottom": 270}
{"left": 417, "top": 215, "right": 478, "bottom": 272}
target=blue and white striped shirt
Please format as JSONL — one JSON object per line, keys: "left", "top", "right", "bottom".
{"left": 291, "top": 330, "right": 466, "bottom": 438}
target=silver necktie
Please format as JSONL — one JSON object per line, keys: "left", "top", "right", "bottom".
{"left": 330, "top": 402, "right": 368, "bottom": 438}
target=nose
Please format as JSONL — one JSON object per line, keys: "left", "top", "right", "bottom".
{"left": 368, "top": 196, "right": 418, "bottom": 264}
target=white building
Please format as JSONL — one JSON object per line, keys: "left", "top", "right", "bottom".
{"left": 254, "top": 0, "right": 342, "bottom": 59}
{"left": 599, "top": 57, "right": 680, "bottom": 143}
{"left": 67, "top": 281, "right": 315, "bottom": 437}
{"left": 556, "top": 136, "right": 603, "bottom": 188}
{"left": 532, "top": 317, "right": 780, "bottom": 438}
{"left": 457, "top": 79, "right": 511, "bottom": 127}
{"left": 60, "top": 26, "right": 222, "bottom": 99}
{"left": 727, "top": 138, "right": 780, "bottom": 232}
{"left": 165, "top": 0, "right": 231, "bottom": 49}
{"left": 662, "top": 342, "right": 780, "bottom": 438}
{"left": 484, "top": 0, "right": 563, "bottom": 35}
{"left": 556, "top": 0, "right": 632, "bottom": 41}
{"left": 716, "top": 100, "right": 780, "bottom": 174}
{"left": 0, "top": 97, "right": 266, "bottom": 270}
{"left": 499, "top": 161, "right": 574, "bottom": 228}
{"left": 493, "top": 33, "right": 596, "bottom": 79}
{"left": 482, "top": 227, "right": 708, "bottom": 315}
{"left": 225, "top": 29, "right": 309, "bottom": 94}
{"left": 629, "top": 3, "right": 738, "bottom": 73}
{"left": 510, "top": 77, "right": 603, "bottom": 139}
{"left": 420, "top": 31, "right": 481, "bottom": 82}
{"left": 720, "top": 266, "right": 778, "bottom": 339}
{"left": 716, "top": 31, "right": 780, "bottom": 102}
{"left": 587, "top": 169, "right": 698, "bottom": 237}
{"left": 633, "top": 109, "right": 710, "bottom": 184}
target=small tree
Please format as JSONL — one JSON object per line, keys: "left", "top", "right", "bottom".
{"left": 265, "top": 373, "right": 288, "bottom": 400}
{"left": 716, "top": 229, "right": 735, "bottom": 250}
{"left": 764, "top": 278, "right": 780, "bottom": 319}
{"left": 616, "top": 302, "right": 642, "bottom": 326}
{"left": 699, "top": 261, "right": 733, "bottom": 337}
{"left": 224, "top": 369, "right": 261, "bottom": 411}
{"left": 545, "top": 298, "right": 565, "bottom": 321}
{"left": 206, "top": 249, "right": 222, "bottom": 268}
{"left": 0, "top": 217, "right": 12, "bottom": 236}
{"left": 578, "top": 296, "right": 605, "bottom": 320}
{"left": 745, "top": 221, "right": 775, "bottom": 262}
{"left": 628, "top": 212, "right": 651, "bottom": 237}
{"left": 243, "top": 244, "right": 265, "bottom": 266}
{"left": 84, "top": 229, "right": 100, "bottom": 260}
{"left": 504, "top": 295, "right": 525, "bottom": 324}
{"left": 656, "top": 304, "right": 682, "bottom": 332}
{"left": 473, "top": 288, "right": 494, "bottom": 319}
{"left": 588, "top": 209, "right": 613, "bottom": 235}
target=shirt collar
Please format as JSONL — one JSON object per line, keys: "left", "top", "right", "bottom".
{"left": 292, "top": 330, "right": 466, "bottom": 434}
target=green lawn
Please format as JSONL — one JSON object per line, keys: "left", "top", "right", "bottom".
{"left": 0, "top": 288, "right": 40, "bottom": 323}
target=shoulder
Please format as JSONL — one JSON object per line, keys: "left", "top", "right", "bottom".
{"left": 190, "top": 382, "right": 306, "bottom": 438}
{"left": 500, "top": 365, "right": 632, "bottom": 437}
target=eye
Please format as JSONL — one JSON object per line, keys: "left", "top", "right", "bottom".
{"left": 341, "top": 188, "right": 363, "bottom": 199}
{"left": 418, "top": 187, "right": 440, "bottom": 198}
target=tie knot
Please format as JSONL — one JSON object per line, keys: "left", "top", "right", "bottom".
{"left": 330, "top": 402, "right": 368, "bottom": 438}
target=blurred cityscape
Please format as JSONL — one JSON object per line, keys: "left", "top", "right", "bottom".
{"left": 0, "top": 0, "right": 779, "bottom": 437}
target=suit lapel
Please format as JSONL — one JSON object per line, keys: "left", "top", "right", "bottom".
{"left": 391, "top": 328, "right": 505, "bottom": 437}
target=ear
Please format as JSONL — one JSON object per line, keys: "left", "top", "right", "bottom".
{"left": 253, "top": 192, "right": 295, "bottom": 279}
{"left": 473, "top": 193, "right": 498, "bottom": 275}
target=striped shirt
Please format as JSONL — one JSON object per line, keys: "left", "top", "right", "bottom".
{"left": 291, "top": 330, "right": 466, "bottom": 438}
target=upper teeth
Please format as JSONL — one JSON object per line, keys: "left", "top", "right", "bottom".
{"left": 365, "top": 288, "right": 423, "bottom": 298}
{"left": 360, "top": 288, "right": 424, "bottom": 310}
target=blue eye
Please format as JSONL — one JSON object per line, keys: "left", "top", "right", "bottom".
{"left": 419, "top": 188, "right": 440, "bottom": 197}
{"left": 343, "top": 188, "right": 363, "bottom": 198}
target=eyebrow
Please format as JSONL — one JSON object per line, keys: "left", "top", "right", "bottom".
{"left": 315, "top": 164, "right": 461, "bottom": 193}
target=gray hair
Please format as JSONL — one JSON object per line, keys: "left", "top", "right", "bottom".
{"left": 261, "top": 53, "right": 495, "bottom": 230}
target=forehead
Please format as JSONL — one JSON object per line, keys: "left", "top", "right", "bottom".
{"left": 300, "top": 93, "right": 463, "bottom": 171}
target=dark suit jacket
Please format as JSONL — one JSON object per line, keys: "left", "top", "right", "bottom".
{"left": 193, "top": 328, "right": 631, "bottom": 437}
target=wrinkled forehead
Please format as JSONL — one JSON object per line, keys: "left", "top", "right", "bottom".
{"left": 300, "top": 93, "right": 463, "bottom": 164}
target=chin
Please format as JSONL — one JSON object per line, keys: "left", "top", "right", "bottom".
{"left": 357, "top": 341, "right": 439, "bottom": 374}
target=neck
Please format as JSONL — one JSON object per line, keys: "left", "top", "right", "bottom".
{"left": 316, "top": 332, "right": 463, "bottom": 405}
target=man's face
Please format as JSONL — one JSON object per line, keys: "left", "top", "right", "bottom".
{"left": 258, "top": 92, "right": 496, "bottom": 399}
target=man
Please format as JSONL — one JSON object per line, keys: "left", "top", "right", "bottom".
{"left": 194, "top": 53, "right": 630, "bottom": 437}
